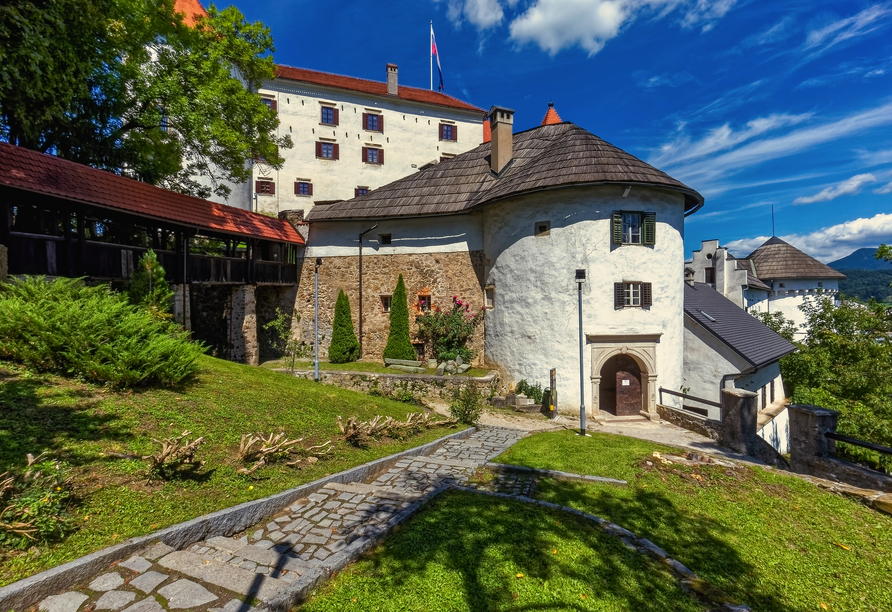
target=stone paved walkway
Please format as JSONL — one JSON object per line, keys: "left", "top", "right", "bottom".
{"left": 35, "top": 427, "right": 527, "bottom": 612}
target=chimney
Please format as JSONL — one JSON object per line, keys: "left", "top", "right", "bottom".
{"left": 488, "top": 105, "right": 515, "bottom": 174}
{"left": 386, "top": 63, "right": 398, "bottom": 96}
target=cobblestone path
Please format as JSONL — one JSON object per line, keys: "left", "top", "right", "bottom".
{"left": 35, "top": 427, "right": 527, "bottom": 612}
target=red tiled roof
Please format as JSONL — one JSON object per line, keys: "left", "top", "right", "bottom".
{"left": 174, "top": 0, "right": 209, "bottom": 27}
{"left": 274, "top": 65, "right": 486, "bottom": 114}
{"left": 0, "top": 143, "right": 304, "bottom": 245}
{"left": 541, "top": 102, "right": 562, "bottom": 126}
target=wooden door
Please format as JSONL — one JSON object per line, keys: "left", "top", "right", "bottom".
{"left": 614, "top": 355, "right": 642, "bottom": 416}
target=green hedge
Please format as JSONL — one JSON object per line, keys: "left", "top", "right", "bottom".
{"left": 383, "top": 274, "right": 416, "bottom": 361}
{"left": 328, "top": 289, "right": 360, "bottom": 363}
{"left": 0, "top": 276, "right": 204, "bottom": 387}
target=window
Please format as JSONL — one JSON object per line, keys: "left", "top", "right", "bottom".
{"left": 439, "top": 123, "right": 457, "bottom": 141}
{"left": 535, "top": 221, "right": 551, "bottom": 236}
{"left": 363, "top": 113, "right": 383, "bottom": 132}
{"left": 255, "top": 179, "right": 275, "bottom": 196}
{"left": 321, "top": 106, "right": 338, "bottom": 125}
{"left": 362, "top": 147, "right": 384, "bottom": 164}
{"left": 381, "top": 295, "right": 392, "bottom": 313}
{"left": 294, "top": 181, "right": 313, "bottom": 196}
{"left": 355, "top": 187, "right": 369, "bottom": 197}
{"left": 316, "top": 142, "right": 339, "bottom": 160}
{"left": 418, "top": 294, "right": 431, "bottom": 312}
{"left": 705, "top": 267, "right": 715, "bottom": 284}
{"left": 612, "top": 211, "right": 656, "bottom": 245}
{"left": 614, "top": 282, "right": 652, "bottom": 308}
{"left": 260, "top": 97, "right": 277, "bottom": 113}
{"left": 379, "top": 234, "right": 391, "bottom": 245}
{"left": 485, "top": 286, "right": 495, "bottom": 309}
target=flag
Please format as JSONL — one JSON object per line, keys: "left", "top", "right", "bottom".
{"left": 431, "top": 24, "right": 444, "bottom": 91}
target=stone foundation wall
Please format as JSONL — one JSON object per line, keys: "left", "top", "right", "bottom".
{"left": 256, "top": 285, "right": 299, "bottom": 362}
{"left": 283, "top": 369, "right": 499, "bottom": 400}
{"left": 294, "top": 251, "right": 485, "bottom": 364}
{"left": 656, "top": 405, "right": 721, "bottom": 441}
{"left": 190, "top": 286, "right": 231, "bottom": 358}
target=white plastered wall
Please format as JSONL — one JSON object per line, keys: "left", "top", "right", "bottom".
{"left": 682, "top": 314, "right": 748, "bottom": 419}
{"left": 253, "top": 81, "right": 483, "bottom": 216}
{"left": 746, "top": 280, "right": 839, "bottom": 339}
{"left": 481, "top": 185, "right": 687, "bottom": 415}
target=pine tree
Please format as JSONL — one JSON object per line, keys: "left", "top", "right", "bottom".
{"left": 328, "top": 290, "right": 360, "bottom": 363}
{"left": 128, "top": 249, "right": 174, "bottom": 319}
{"left": 383, "top": 274, "right": 417, "bottom": 361}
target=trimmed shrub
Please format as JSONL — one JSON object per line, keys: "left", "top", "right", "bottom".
{"left": 383, "top": 274, "right": 416, "bottom": 361}
{"left": 450, "top": 382, "right": 482, "bottom": 424}
{"left": 329, "top": 290, "right": 360, "bottom": 363}
{"left": 0, "top": 276, "right": 204, "bottom": 387}
{"left": 127, "top": 249, "right": 174, "bottom": 319}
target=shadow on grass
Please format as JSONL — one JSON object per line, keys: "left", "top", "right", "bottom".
{"left": 537, "top": 479, "right": 802, "bottom": 612}
{"left": 0, "top": 371, "right": 133, "bottom": 467}
{"left": 303, "top": 490, "right": 707, "bottom": 611}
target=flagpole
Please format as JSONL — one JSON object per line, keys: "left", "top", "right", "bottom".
{"left": 430, "top": 21, "right": 433, "bottom": 91}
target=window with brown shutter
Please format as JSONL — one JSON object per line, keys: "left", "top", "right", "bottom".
{"left": 255, "top": 180, "right": 274, "bottom": 195}
{"left": 378, "top": 149, "right": 384, "bottom": 164}
{"left": 378, "top": 115, "right": 384, "bottom": 132}
{"left": 332, "top": 143, "right": 339, "bottom": 160}
{"left": 333, "top": 108, "right": 339, "bottom": 126}
{"left": 315, "top": 142, "right": 322, "bottom": 158}
{"left": 614, "top": 283, "right": 624, "bottom": 309}
{"left": 362, "top": 113, "right": 368, "bottom": 130}
{"left": 295, "top": 181, "right": 312, "bottom": 196}
{"left": 641, "top": 282, "right": 652, "bottom": 307}
{"left": 438, "top": 124, "right": 444, "bottom": 140}
{"left": 361, "top": 147, "right": 368, "bottom": 163}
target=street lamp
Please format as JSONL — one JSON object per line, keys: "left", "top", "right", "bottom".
{"left": 576, "top": 269, "right": 586, "bottom": 436}
{"left": 314, "top": 257, "right": 322, "bottom": 382}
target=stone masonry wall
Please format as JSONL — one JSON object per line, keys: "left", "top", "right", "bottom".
{"left": 284, "top": 369, "right": 499, "bottom": 400}
{"left": 294, "top": 251, "right": 486, "bottom": 364}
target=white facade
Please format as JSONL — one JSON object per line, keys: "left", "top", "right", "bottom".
{"left": 480, "top": 185, "right": 687, "bottom": 418}
{"left": 746, "top": 279, "right": 839, "bottom": 339}
{"left": 252, "top": 67, "right": 484, "bottom": 217}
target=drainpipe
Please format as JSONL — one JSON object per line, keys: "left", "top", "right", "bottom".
{"left": 358, "top": 223, "right": 378, "bottom": 358}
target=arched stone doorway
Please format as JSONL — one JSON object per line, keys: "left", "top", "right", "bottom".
{"left": 599, "top": 354, "right": 643, "bottom": 416}
{"left": 588, "top": 335, "right": 660, "bottom": 422}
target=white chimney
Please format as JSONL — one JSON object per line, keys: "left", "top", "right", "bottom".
{"left": 488, "top": 105, "right": 515, "bottom": 174}
{"left": 386, "top": 64, "right": 398, "bottom": 96}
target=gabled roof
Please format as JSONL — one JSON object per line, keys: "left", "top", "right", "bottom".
{"left": 541, "top": 102, "right": 562, "bottom": 125}
{"left": 0, "top": 142, "right": 304, "bottom": 245}
{"left": 307, "top": 122, "right": 704, "bottom": 221}
{"left": 173, "top": 0, "right": 209, "bottom": 27}
{"left": 685, "top": 283, "right": 796, "bottom": 369}
{"left": 746, "top": 236, "right": 845, "bottom": 280}
{"left": 735, "top": 259, "right": 771, "bottom": 291}
{"left": 273, "top": 65, "right": 486, "bottom": 115}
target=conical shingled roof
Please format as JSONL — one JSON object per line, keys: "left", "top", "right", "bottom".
{"left": 541, "top": 102, "right": 562, "bottom": 125}
{"left": 307, "top": 122, "right": 704, "bottom": 221}
{"left": 746, "top": 236, "right": 846, "bottom": 280}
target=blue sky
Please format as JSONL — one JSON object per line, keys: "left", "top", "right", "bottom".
{"left": 235, "top": 0, "right": 892, "bottom": 262}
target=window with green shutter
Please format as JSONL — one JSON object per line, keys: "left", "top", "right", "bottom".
{"left": 612, "top": 211, "right": 656, "bottom": 245}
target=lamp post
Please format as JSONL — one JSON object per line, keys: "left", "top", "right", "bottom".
{"left": 576, "top": 269, "right": 586, "bottom": 436}
{"left": 314, "top": 257, "right": 322, "bottom": 382}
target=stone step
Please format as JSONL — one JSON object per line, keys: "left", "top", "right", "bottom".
{"left": 323, "top": 481, "right": 422, "bottom": 502}
{"left": 157, "top": 551, "right": 289, "bottom": 603}
{"left": 408, "top": 456, "right": 479, "bottom": 468}
{"left": 384, "top": 358, "right": 423, "bottom": 367}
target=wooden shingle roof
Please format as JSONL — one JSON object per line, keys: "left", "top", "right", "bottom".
{"left": 746, "top": 237, "right": 845, "bottom": 281}
{"left": 685, "top": 283, "right": 797, "bottom": 369}
{"left": 735, "top": 259, "right": 772, "bottom": 291}
{"left": 307, "top": 122, "right": 704, "bottom": 221}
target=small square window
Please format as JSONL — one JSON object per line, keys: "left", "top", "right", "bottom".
{"left": 613, "top": 211, "right": 655, "bottom": 245}
{"left": 260, "top": 97, "right": 276, "bottom": 113}
{"left": 256, "top": 180, "right": 274, "bottom": 195}
{"left": 622, "top": 212, "right": 642, "bottom": 244}
{"left": 367, "top": 114, "right": 379, "bottom": 131}
{"left": 295, "top": 181, "right": 311, "bottom": 196}
{"left": 355, "top": 187, "right": 369, "bottom": 197}
{"left": 320, "top": 143, "right": 334, "bottom": 159}
{"left": 535, "top": 221, "right": 550, "bottom": 236}
{"left": 440, "top": 124, "right": 456, "bottom": 141}
{"left": 624, "top": 282, "right": 641, "bottom": 307}
{"left": 367, "top": 148, "right": 379, "bottom": 164}
{"left": 418, "top": 294, "right": 431, "bottom": 312}
{"left": 321, "top": 106, "right": 335, "bottom": 124}
{"left": 615, "top": 281, "right": 652, "bottom": 308}
{"left": 381, "top": 295, "right": 392, "bottom": 313}
{"left": 379, "top": 234, "right": 392, "bottom": 245}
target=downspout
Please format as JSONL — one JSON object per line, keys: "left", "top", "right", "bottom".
{"left": 357, "top": 223, "right": 378, "bottom": 358}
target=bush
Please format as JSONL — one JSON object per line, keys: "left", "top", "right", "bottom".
{"left": 450, "top": 382, "right": 482, "bottom": 424}
{"left": 0, "top": 454, "right": 73, "bottom": 550}
{"left": 515, "top": 379, "right": 544, "bottom": 404}
{"left": 415, "top": 295, "right": 483, "bottom": 362}
{"left": 383, "top": 274, "right": 416, "bottom": 361}
{"left": 329, "top": 290, "right": 360, "bottom": 363}
{"left": 0, "top": 276, "right": 204, "bottom": 387}
{"left": 127, "top": 249, "right": 174, "bottom": 319}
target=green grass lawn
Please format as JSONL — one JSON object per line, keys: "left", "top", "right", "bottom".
{"left": 494, "top": 430, "right": 892, "bottom": 612}
{"left": 297, "top": 490, "right": 706, "bottom": 612}
{"left": 0, "top": 355, "right": 463, "bottom": 587}
{"left": 261, "top": 358, "right": 490, "bottom": 378}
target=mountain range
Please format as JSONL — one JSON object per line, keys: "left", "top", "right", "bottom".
{"left": 829, "top": 248, "right": 892, "bottom": 271}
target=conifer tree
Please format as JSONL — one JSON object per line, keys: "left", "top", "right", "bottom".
{"left": 383, "top": 274, "right": 417, "bottom": 361}
{"left": 328, "top": 289, "right": 360, "bottom": 363}
{"left": 128, "top": 249, "right": 174, "bottom": 319}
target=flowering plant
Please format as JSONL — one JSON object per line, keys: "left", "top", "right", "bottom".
{"left": 415, "top": 296, "right": 484, "bottom": 362}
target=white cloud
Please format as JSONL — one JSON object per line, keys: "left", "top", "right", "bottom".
{"left": 741, "top": 16, "right": 795, "bottom": 48}
{"left": 792, "top": 173, "right": 877, "bottom": 204}
{"left": 875, "top": 181, "right": 892, "bottom": 194}
{"left": 803, "top": 4, "right": 892, "bottom": 58}
{"left": 725, "top": 212, "right": 892, "bottom": 262}
{"left": 633, "top": 70, "right": 696, "bottom": 88}
{"left": 679, "top": 0, "right": 738, "bottom": 32}
{"left": 857, "top": 147, "right": 892, "bottom": 167}
{"left": 658, "top": 101, "right": 892, "bottom": 186}
{"left": 650, "top": 112, "right": 812, "bottom": 168}
{"left": 444, "top": 0, "right": 505, "bottom": 29}
{"left": 797, "top": 59, "right": 892, "bottom": 88}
